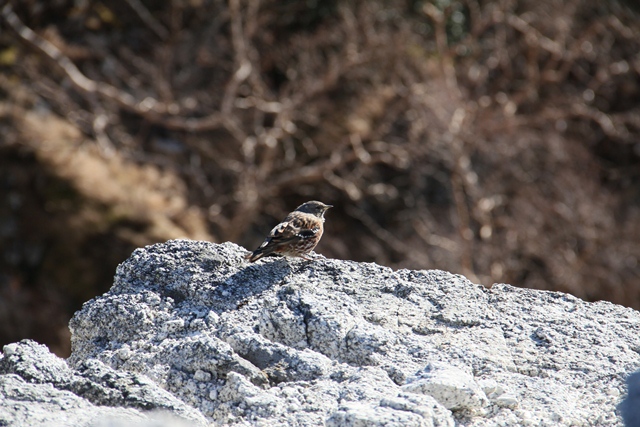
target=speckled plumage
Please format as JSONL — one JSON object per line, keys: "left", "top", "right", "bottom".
{"left": 246, "top": 201, "right": 332, "bottom": 262}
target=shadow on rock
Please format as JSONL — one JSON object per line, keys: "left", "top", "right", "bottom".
{"left": 215, "top": 257, "right": 294, "bottom": 310}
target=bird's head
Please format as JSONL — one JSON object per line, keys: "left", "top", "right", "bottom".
{"left": 295, "top": 201, "right": 333, "bottom": 218}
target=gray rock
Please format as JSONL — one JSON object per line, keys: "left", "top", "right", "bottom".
{"left": 402, "top": 362, "right": 488, "bottom": 411}
{"left": 1, "top": 340, "right": 75, "bottom": 385}
{"left": 0, "top": 340, "right": 207, "bottom": 426}
{"left": 326, "top": 401, "right": 435, "bottom": 427}
{"left": 3, "top": 240, "right": 640, "bottom": 426}
{"left": 620, "top": 371, "right": 640, "bottom": 427}
{"left": 0, "top": 373, "right": 148, "bottom": 427}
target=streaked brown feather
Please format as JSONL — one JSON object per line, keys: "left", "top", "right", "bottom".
{"left": 246, "top": 201, "right": 331, "bottom": 262}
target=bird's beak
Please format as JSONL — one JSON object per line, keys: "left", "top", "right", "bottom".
{"left": 325, "top": 205, "right": 333, "bottom": 210}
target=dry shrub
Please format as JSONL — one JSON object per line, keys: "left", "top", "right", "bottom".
{"left": 0, "top": 0, "right": 639, "bottom": 354}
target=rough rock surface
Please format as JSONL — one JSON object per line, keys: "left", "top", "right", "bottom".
{"left": 0, "top": 340, "right": 205, "bottom": 426}
{"left": 2, "top": 240, "right": 640, "bottom": 426}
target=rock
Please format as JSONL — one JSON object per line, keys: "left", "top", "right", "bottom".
{"left": 326, "top": 401, "right": 436, "bottom": 427}
{"left": 620, "top": 371, "right": 640, "bottom": 427}
{"left": 0, "top": 340, "right": 207, "bottom": 426}
{"left": 477, "top": 378, "right": 518, "bottom": 408}
{"left": 1, "top": 340, "right": 75, "bottom": 385}
{"left": 3, "top": 240, "right": 640, "bottom": 426}
{"left": 402, "top": 362, "right": 488, "bottom": 412}
{"left": 0, "top": 373, "right": 147, "bottom": 427}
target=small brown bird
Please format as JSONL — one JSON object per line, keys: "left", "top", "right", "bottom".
{"left": 246, "top": 201, "right": 332, "bottom": 262}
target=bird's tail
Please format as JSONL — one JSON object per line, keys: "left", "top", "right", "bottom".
{"left": 245, "top": 249, "right": 265, "bottom": 262}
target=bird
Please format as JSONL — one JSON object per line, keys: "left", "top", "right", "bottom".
{"left": 245, "top": 201, "right": 332, "bottom": 262}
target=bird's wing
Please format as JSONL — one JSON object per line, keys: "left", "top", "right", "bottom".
{"left": 259, "top": 215, "right": 320, "bottom": 249}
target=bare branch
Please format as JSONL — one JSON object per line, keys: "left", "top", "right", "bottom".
{"left": 0, "top": 3, "right": 231, "bottom": 132}
{"left": 123, "top": 0, "right": 169, "bottom": 40}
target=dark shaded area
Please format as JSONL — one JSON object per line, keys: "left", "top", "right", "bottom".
{"left": 0, "top": 0, "right": 639, "bottom": 356}
{"left": 621, "top": 372, "right": 640, "bottom": 427}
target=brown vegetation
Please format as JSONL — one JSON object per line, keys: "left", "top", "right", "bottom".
{"left": 0, "top": 0, "right": 639, "bottom": 356}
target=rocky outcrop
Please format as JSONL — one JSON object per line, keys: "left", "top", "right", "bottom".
{"left": 0, "top": 339, "right": 205, "bottom": 426}
{"left": 2, "top": 240, "right": 639, "bottom": 426}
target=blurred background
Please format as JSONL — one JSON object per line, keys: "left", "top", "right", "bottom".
{"left": 0, "top": 0, "right": 639, "bottom": 357}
